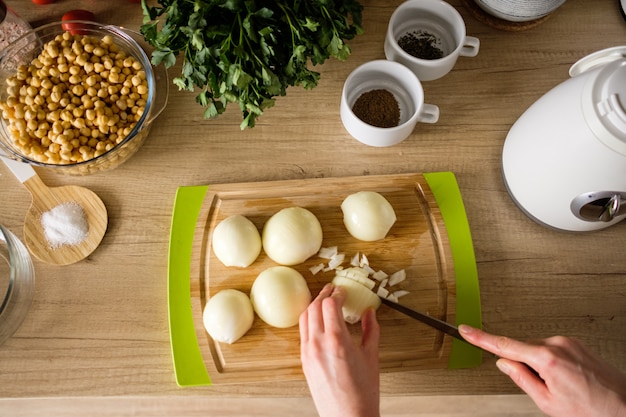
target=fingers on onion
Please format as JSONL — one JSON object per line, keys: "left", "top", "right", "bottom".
{"left": 341, "top": 191, "right": 397, "bottom": 241}
{"left": 212, "top": 215, "right": 262, "bottom": 267}
{"left": 250, "top": 266, "right": 312, "bottom": 328}
{"left": 331, "top": 267, "right": 381, "bottom": 324}
{"left": 262, "top": 207, "right": 323, "bottom": 265}
{"left": 203, "top": 289, "right": 255, "bottom": 344}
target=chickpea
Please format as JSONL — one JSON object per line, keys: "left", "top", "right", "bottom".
{"left": 93, "top": 46, "right": 106, "bottom": 57}
{"left": 41, "top": 79, "right": 53, "bottom": 90}
{"left": 69, "top": 74, "right": 82, "bottom": 85}
{"left": 75, "top": 54, "right": 88, "bottom": 67}
{"left": 72, "top": 85, "right": 85, "bottom": 96}
{"left": 27, "top": 119, "right": 38, "bottom": 132}
{"left": 46, "top": 43, "right": 60, "bottom": 58}
{"left": 137, "top": 85, "right": 149, "bottom": 95}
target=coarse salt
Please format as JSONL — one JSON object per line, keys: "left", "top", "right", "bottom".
{"left": 41, "top": 202, "right": 89, "bottom": 248}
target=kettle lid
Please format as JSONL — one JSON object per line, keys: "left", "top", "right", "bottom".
{"left": 570, "top": 46, "right": 626, "bottom": 77}
{"left": 583, "top": 58, "right": 626, "bottom": 155}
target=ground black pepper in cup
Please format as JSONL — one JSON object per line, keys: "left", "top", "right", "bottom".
{"left": 352, "top": 89, "right": 400, "bottom": 128}
{"left": 397, "top": 30, "right": 444, "bottom": 60}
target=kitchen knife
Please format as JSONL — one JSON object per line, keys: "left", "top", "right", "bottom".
{"left": 380, "top": 296, "right": 543, "bottom": 380}
{"left": 378, "top": 296, "right": 463, "bottom": 341}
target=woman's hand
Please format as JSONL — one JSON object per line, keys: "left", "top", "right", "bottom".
{"left": 459, "top": 325, "right": 626, "bottom": 417}
{"left": 299, "top": 283, "right": 381, "bottom": 417}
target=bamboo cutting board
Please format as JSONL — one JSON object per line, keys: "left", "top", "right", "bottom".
{"left": 186, "top": 173, "right": 465, "bottom": 384}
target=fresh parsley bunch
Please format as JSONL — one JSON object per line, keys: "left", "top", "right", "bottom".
{"left": 140, "top": 0, "right": 363, "bottom": 129}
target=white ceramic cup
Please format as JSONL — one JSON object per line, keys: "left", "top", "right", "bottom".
{"left": 384, "top": 0, "right": 480, "bottom": 81}
{"left": 340, "top": 60, "right": 439, "bottom": 147}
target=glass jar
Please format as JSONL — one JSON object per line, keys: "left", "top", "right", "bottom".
{"left": 0, "top": 225, "right": 35, "bottom": 346}
{"left": 0, "top": 0, "right": 32, "bottom": 53}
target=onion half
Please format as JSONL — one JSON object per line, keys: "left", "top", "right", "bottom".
{"left": 341, "top": 191, "right": 396, "bottom": 241}
{"left": 262, "top": 207, "right": 323, "bottom": 265}
{"left": 250, "top": 266, "right": 312, "bottom": 328}
{"left": 202, "top": 289, "right": 255, "bottom": 344}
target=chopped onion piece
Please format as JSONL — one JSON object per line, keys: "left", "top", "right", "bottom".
{"left": 388, "top": 269, "right": 406, "bottom": 286}
{"left": 309, "top": 263, "right": 325, "bottom": 275}
{"left": 376, "top": 286, "right": 389, "bottom": 298}
{"left": 386, "top": 293, "right": 399, "bottom": 303}
{"left": 380, "top": 278, "right": 388, "bottom": 288}
{"left": 372, "top": 270, "right": 388, "bottom": 281}
{"left": 328, "top": 253, "right": 345, "bottom": 269}
{"left": 392, "top": 290, "right": 410, "bottom": 299}
{"left": 318, "top": 246, "right": 338, "bottom": 259}
{"left": 362, "top": 264, "right": 375, "bottom": 275}
{"left": 360, "top": 253, "right": 369, "bottom": 267}
{"left": 337, "top": 267, "right": 376, "bottom": 289}
{"left": 350, "top": 253, "right": 360, "bottom": 267}
{"left": 337, "top": 267, "right": 369, "bottom": 279}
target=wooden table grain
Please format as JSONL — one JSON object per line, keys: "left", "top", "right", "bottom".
{"left": 1, "top": 1, "right": 625, "bottom": 416}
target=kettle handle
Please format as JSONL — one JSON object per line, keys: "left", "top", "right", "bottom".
{"left": 571, "top": 191, "right": 626, "bottom": 222}
{"left": 569, "top": 46, "right": 626, "bottom": 77}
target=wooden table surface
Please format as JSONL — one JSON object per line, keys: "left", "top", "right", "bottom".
{"left": 1, "top": 0, "right": 625, "bottom": 416}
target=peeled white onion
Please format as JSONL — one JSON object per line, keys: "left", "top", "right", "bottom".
{"left": 202, "top": 289, "right": 255, "bottom": 344}
{"left": 262, "top": 207, "right": 323, "bottom": 265}
{"left": 341, "top": 191, "right": 397, "bottom": 241}
{"left": 212, "top": 215, "right": 262, "bottom": 267}
{"left": 331, "top": 275, "right": 381, "bottom": 324}
{"left": 250, "top": 266, "right": 312, "bottom": 328}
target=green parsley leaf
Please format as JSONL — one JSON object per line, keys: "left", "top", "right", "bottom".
{"left": 141, "top": 0, "right": 363, "bottom": 129}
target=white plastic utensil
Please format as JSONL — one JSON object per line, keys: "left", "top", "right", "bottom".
{"left": 0, "top": 151, "right": 108, "bottom": 265}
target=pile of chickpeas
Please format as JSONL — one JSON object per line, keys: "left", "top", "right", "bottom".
{"left": 0, "top": 31, "right": 149, "bottom": 164}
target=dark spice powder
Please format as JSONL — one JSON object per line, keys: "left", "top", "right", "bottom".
{"left": 397, "top": 30, "right": 444, "bottom": 60}
{"left": 352, "top": 89, "right": 400, "bottom": 128}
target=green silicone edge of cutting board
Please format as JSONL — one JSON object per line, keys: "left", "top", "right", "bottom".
{"left": 168, "top": 185, "right": 212, "bottom": 387}
{"left": 423, "top": 172, "right": 483, "bottom": 368}
{"left": 168, "top": 173, "right": 482, "bottom": 387}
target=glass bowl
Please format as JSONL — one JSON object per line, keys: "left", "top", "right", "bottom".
{"left": 0, "top": 225, "right": 35, "bottom": 346}
{"left": 0, "top": 21, "right": 168, "bottom": 175}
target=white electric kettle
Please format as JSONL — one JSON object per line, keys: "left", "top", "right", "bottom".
{"left": 502, "top": 46, "right": 626, "bottom": 232}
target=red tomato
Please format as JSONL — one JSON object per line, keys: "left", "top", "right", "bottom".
{"left": 32, "top": 0, "right": 56, "bottom": 4}
{"left": 61, "top": 10, "right": 96, "bottom": 34}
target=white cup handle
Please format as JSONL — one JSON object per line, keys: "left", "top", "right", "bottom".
{"left": 460, "top": 36, "right": 480, "bottom": 57}
{"left": 418, "top": 103, "right": 439, "bottom": 124}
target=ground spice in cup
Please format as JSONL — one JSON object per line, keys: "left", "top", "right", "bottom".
{"left": 397, "top": 30, "right": 444, "bottom": 60}
{"left": 352, "top": 89, "right": 400, "bottom": 128}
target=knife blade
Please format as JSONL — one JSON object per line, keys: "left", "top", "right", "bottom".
{"left": 378, "top": 296, "right": 463, "bottom": 341}
{"left": 379, "top": 296, "right": 544, "bottom": 380}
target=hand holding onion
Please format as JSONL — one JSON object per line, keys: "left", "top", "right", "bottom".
{"left": 299, "top": 284, "right": 381, "bottom": 417}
